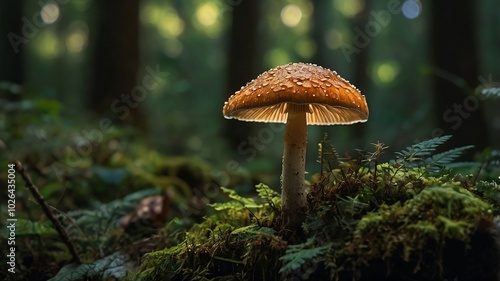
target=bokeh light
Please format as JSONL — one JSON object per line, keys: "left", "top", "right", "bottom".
{"left": 41, "top": 3, "right": 60, "bottom": 24}
{"left": 66, "top": 22, "right": 88, "bottom": 54}
{"left": 193, "top": 2, "right": 222, "bottom": 37}
{"left": 325, "top": 29, "right": 343, "bottom": 50}
{"left": 195, "top": 2, "right": 219, "bottom": 27}
{"left": 334, "top": 0, "right": 365, "bottom": 18}
{"left": 158, "top": 14, "right": 184, "bottom": 37}
{"left": 373, "top": 61, "right": 400, "bottom": 84}
{"left": 280, "top": 4, "right": 303, "bottom": 28}
{"left": 35, "top": 30, "right": 62, "bottom": 59}
{"left": 142, "top": 4, "right": 184, "bottom": 38}
{"left": 402, "top": 0, "right": 422, "bottom": 20}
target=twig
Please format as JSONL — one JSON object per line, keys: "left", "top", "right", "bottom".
{"left": 14, "top": 160, "right": 81, "bottom": 264}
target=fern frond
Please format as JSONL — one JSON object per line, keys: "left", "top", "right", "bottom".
{"left": 256, "top": 183, "right": 279, "bottom": 202}
{"left": 209, "top": 201, "right": 251, "bottom": 211}
{"left": 222, "top": 186, "right": 261, "bottom": 207}
{"left": 279, "top": 237, "right": 332, "bottom": 276}
{"left": 395, "top": 135, "right": 452, "bottom": 162}
{"left": 230, "top": 225, "right": 276, "bottom": 236}
{"left": 392, "top": 135, "right": 475, "bottom": 175}
{"left": 424, "top": 145, "right": 474, "bottom": 173}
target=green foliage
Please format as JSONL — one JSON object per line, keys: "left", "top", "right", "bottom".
{"left": 256, "top": 182, "right": 281, "bottom": 207}
{"left": 395, "top": 135, "right": 452, "bottom": 160}
{"left": 209, "top": 186, "right": 262, "bottom": 210}
{"left": 0, "top": 101, "right": 221, "bottom": 279}
{"left": 14, "top": 218, "right": 57, "bottom": 237}
{"left": 477, "top": 180, "right": 500, "bottom": 214}
{"left": 279, "top": 237, "right": 332, "bottom": 277}
{"left": 394, "top": 135, "right": 474, "bottom": 174}
{"left": 49, "top": 253, "right": 129, "bottom": 281}
{"left": 64, "top": 188, "right": 159, "bottom": 249}
{"left": 133, "top": 184, "right": 286, "bottom": 281}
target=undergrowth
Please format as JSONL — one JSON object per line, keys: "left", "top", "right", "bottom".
{"left": 132, "top": 135, "right": 500, "bottom": 281}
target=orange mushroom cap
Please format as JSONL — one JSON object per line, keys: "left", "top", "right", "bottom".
{"left": 223, "top": 62, "right": 369, "bottom": 125}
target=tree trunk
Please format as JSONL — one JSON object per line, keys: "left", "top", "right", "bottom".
{"left": 224, "top": 0, "right": 259, "bottom": 147}
{"left": 310, "top": 0, "right": 330, "bottom": 66}
{"left": 88, "top": 0, "right": 144, "bottom": 128}
{"left": 0, "top": 1, "right": 24, "bottom": 86}
{"left": 430, "top": 0, "right": 488, "bottom": 151}
{"left": 350, "top": 2, "right": 370, "bottom": 140}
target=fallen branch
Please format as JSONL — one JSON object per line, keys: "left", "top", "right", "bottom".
{"left": 14, "top": 160, "right": 81, "bottom": 264}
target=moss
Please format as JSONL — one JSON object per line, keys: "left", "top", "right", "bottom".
{"left": 131, "top": 185, "right": 287, "bottom": 281}
{"left": 133, "top": 222, "right": 287, "bottom": 281}
{"left": 344, "top": 186, "right": 494, "bottom": 280}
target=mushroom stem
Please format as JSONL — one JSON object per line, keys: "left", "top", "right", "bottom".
{"left": 281, "top": 104, "right": 308, "bottom": 229}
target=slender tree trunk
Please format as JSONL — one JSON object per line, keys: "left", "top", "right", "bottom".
{"left": 350, "top": 2, "right": 370, "bottom": 140}
{"left": 224, "top": 0, "right": 259, "bottom": 147}
{"left": 430, "top": 0, "right": 488, "bottom": 150}
{"left": 1, "top": 1, "right": 24, "bottom": 85}
{"left": 310, "top": 0, "right": 330, "bottom": 66}
{"left": 88, "top": 0, "right": 144, "bottom": 128}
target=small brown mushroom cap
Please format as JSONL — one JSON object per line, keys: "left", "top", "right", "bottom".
{"left": 223, "top": 62, "right": 369, "bottom": 125}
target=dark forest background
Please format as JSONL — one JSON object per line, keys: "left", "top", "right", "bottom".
{"left": 1, "top": 0, "right": 499, "bottom": 187}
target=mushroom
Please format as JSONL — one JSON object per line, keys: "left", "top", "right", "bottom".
{"left": 223, "top": 62, "right": 369, "bottom": 229}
